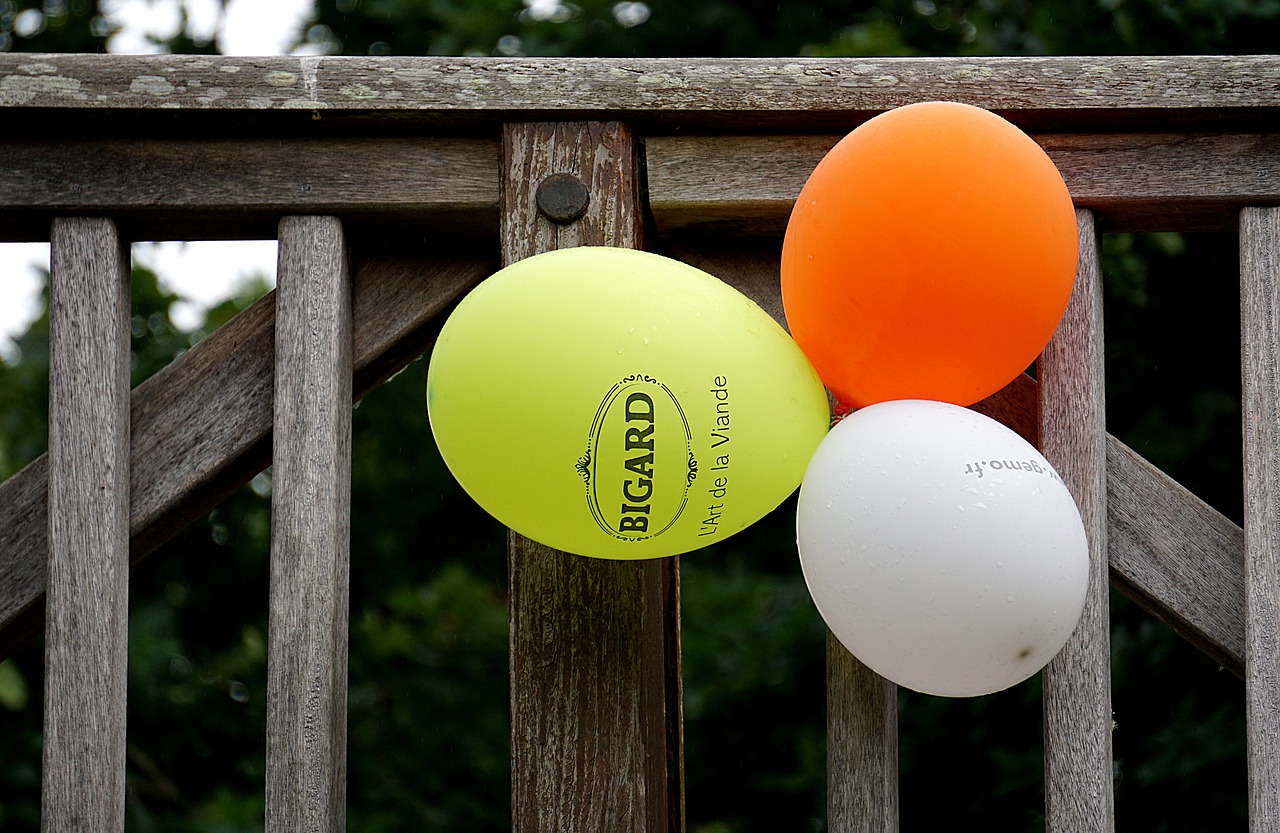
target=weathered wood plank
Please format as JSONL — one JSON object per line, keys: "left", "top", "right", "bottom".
{"left": 1106, "top": 438, "right": 1246, "bottom": 675}
{"left": 0, "top": 137, "right": 498, "bottom": 242}
{"left": 265, "top": 217, "right": 352, "bottom": 833}
{"left": 3, "top": 130, "right": 1279, "bottom": 243}
{"left": 1040, "top": 211, "right": 1114, "bottom": 832}
{"left": 41, "top": 218, "right": 131, "bottom": 833}
{"left": 503, "top": 121, "right": 683, "bottom": 833}
{"left": 647, "top": 133, "right": 1280, "bottom": 234}
{"left": 971, "top": 374, "right": 1040, "bottom": 448}
{"left": 3, "top": 55, "right": 1280, "bottom": 130}
{"left": 1242, "top": 205, "right": 1280, "bottom": 831}
{"left": 826, "top": 631, "right": 898, "bottom": 833}
{"left": 665, "top": 239, "right": 789, "bottom": 327}
{"left": 0, "top": 246, "right": 491, "bottom": 659}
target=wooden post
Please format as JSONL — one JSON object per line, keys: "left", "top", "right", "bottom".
{"left": 265, "top": 216, "right": 353, "bottom": 833}
{"left": 1242, "top": 205, "right": 1280, "bottom": 832}
{"left": 502, "top": 121, "right": 684, "bottom": 833}
{"left": 1039, "top": 209, "right": 1115, "bottom": 831}
{"left": 827, "top": 633, "right": 898, "bottom": 833}
{"left": 42, "top": 218, "right": 131, "bottom": 832}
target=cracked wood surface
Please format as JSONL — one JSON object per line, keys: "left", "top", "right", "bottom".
{"left": 3, "top": 55, "right": 1279, "bottom": 131}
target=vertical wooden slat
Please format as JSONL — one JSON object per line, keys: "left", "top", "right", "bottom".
{"left": 265, "top": 216, "right": 353, "bottom": 833}
{"left": 42, "top": 217, "right": 131, "bottom": 832}
{"left": 1040, "top": 209, "right": 1115, "bottom": 831}
{"left": 502, "top": 121, "right": 684, "bottom": 833}
{"left": 826, "top": 632, "right": 898, "bottom": 833}
{"left": 1242, "top": 205, "right": 1280, "bottom": 833}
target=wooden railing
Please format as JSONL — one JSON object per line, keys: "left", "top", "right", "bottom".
{"left": 1, "top": 53, "right": 1278, "bottom": 832}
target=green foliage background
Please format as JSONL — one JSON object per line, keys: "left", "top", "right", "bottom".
{"left": 1, "top": 1, "right": 1275, "bottom": 830}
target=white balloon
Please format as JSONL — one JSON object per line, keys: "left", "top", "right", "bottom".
{"left": 796, "top": 400, "right": 1089, "bottom": 697}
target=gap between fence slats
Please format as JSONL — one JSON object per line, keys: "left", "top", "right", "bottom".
{"left": 1241, "top": 205, "right": 1280, "bottom": 832}
{"left": 1039, "top": 210, "right": 1115, "bottom": 831}
{"left": 0, "top": 248, "right": 491, "bottom": 659}
{"left": 0, "top": 138, "right": 498, "bottom": 242}
{"left": 41, "top": 217, "right": 131, "bottom": 833}
{"left": 502, "top": 121, "right": 683, "bottom": 833}
{"left": 265, "top": 217, "right": 352, "bottom": 833}
{"left": 646, "top": 134, "right": 1280, "bottom": 234}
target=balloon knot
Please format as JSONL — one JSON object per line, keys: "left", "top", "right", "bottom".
{"left": 831, "top": 402, "right": 855, "bottom": 426}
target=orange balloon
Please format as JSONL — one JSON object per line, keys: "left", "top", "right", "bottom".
{"left": 781, "top": 101, "right": 1078, "bottom": 409}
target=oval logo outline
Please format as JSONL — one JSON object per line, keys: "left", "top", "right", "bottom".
{"left": 576, "top": 374, "right": 698, "bottom": 542}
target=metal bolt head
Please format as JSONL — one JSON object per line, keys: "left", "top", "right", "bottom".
{"left": 536, "top": 173, "right": 591, "bottom": 224}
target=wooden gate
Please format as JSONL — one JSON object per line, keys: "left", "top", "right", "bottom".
{"left": 0, "top": 54, "right": 1278, "bottom": 831}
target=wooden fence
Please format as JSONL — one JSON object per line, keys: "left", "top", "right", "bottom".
{"left": 0, "top": 53, "right": 1278, "bottom": 831}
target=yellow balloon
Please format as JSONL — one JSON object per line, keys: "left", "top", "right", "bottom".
{"left": 427, "top": 247, "right": 830, "bottom": 559}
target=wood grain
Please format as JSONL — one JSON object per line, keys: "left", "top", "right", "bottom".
{"left": 972, "top": 374, "right": 1040, "bottom": 448}
{"left": 647, "top": 133, "right": 1280, "bottom": 234}
{"left": 0, "top": 137, "right": 497, "bottom": 242}
{"left": 1039, "top": 211, "right": 1114, "bottom": 832}
{"left": 1106, "top": 437, "right": 1245, "bottom": 675}
{"left": 501, "top": 122, "right": 645, "bottom": 260}
{"left": 3, "top": 55, "right": 1279, "bottom": 130}
{"left": 8, "top": 128, "right": 1277, "bottom": 242}
{"left": 0, "top": 246, "right": 492, "bottom": 659}
{"left": 1241, "top": 205, "right": 1280, "bottom": 831}
{"left": 664, "top": 239, "right": 789, "bottom": 330}
{"left": 265, "top": 217, "right": 352, "bottom": 833}
{"left": 502, "top": 122, "right": 683, "bottom": 833}
{"left": 41, "top": 218, "right": 131, "bottom": 833}
{"left": 826, "top": 631, "right": 898, "bottom": 833}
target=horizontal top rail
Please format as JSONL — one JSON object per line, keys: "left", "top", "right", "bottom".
{"left": 4, "top": 54, "right": 1280, "bottom": 131}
